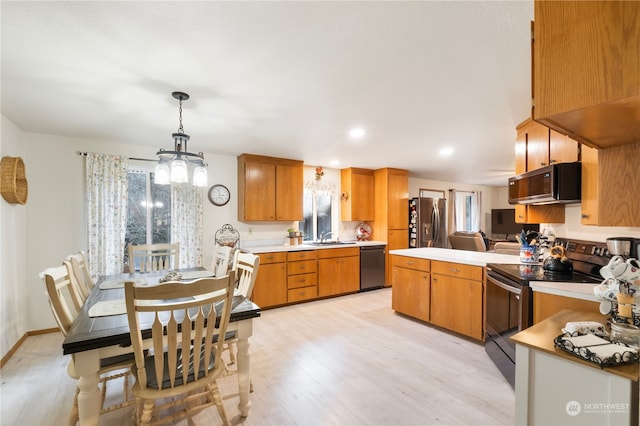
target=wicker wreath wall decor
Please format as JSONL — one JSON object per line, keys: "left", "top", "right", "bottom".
{"left": 1, "top": 156, "right": 28, "bottom": 205}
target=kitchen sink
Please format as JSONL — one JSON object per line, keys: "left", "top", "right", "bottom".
{"left": 305, "top": 241, "right": 357, "bottom": 246}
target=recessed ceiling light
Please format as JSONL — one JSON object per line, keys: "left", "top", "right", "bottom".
{"left": 439, "top": 147, "right": 454, "bottom": 157}
{"left": 349, "top": 128, "right": 366, "bottom": 139}
{"left": 330, "top": 160, "right": 340, "bottom": 166}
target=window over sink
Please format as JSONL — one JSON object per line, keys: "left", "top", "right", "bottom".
{"left": 301, "top": 191, "right": 338, "bottom": 242}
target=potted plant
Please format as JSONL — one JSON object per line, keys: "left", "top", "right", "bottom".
{"left": 287, "top": 228, "right": 297, "bottom": 238}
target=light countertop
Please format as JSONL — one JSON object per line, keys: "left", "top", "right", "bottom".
{"left": 530, "top": 281, "right": 598, "bottom": 302}
{"left": 246, "top": 240, "right": 387, "bottom": 254}
{"left": 389, "top": 247, "right": 522, "bottom": 267}
{"left": 511, "top": 309, "right": 637, "bottom": 381}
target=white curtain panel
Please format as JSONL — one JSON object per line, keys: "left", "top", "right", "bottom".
{"left": 171, "top": 184, "right": 204, "bottom": 268}
{"left": 85, "top": 153, "right": 129, "bottom": 277}
{"left": 471, "top": 191, "right": 482, "bottom": 232}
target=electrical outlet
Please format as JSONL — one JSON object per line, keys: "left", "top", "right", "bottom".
{"left": 248, "top": 227, "right": 252, "bottom": 235}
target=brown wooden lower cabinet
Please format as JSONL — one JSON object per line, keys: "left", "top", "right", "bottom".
{"left": 391, "top": 257, "right": 430, "bottom": 322}
{"left": 251, "top": 252, "right": 287, "bottom": 308}
{"left": 431, "top": 273, "right": 483, "bottom": 340}
{"left": 533, "top": 292, "right": 600, "bottom": 324}
{"left": 318, "top": 247, "right": 360, "bottom": 297}
{"left": 287, "top": 250, "right": 317, "bottom": 303}
{"left": 391, "top": 256, "right": 484, "bottom": 341}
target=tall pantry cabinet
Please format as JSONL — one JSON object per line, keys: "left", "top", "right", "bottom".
{"left": 372, "top": 168, "right": 409, "bottom": 286}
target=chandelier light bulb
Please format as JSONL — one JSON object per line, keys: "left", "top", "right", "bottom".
{"left": 154, "top": 162, "right": 170, "bottom": 185}
{"left": 192, "top": 165, "right": 208, "bottom": 187}
{"left": 170, "top": 158, "right": 188, "bottom": 183}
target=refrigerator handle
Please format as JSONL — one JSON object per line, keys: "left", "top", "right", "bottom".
{"left": 432, "top": 205, "right": 439, "bottom": 246}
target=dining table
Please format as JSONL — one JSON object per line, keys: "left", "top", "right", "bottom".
{"left": 62, "top": 268, "right": 261, "bottom": 426}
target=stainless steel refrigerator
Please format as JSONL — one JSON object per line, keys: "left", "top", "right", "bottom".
{"left": 409, "top": 197, "right": 447, "bottom": 248}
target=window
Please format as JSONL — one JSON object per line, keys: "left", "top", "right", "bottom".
{"left": 125, "top": 167, "right": 171, "bottom": 263}
{"left": 452, "top": 190, "right": 482, "bottom": 232}
{"left": 301, "top": 191, "right": 337, "bottom": 241}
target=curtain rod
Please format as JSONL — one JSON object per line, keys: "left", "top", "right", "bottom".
{"left": 76, "top": 151, "right": 156, "bottom": 163}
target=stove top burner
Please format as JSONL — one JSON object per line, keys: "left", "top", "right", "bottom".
{"left": 487, "top": 263, "right": 601, "bottom": 285}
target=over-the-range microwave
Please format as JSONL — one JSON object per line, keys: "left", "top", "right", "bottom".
{"left": 508, "top": 162, "right": 581, "bottom": 205}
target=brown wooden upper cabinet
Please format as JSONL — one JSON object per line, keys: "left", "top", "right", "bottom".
{"left": 532, "top": 0, "right": 640, "bottom": 149}
{"left": 516, "top": 119, "right": 579, "bottom": 173}
{"left": 514, "top": 119, "right": 573, "bottom": 224}
{"left": 581, "top": 144, "right": 640, "bottom": 227}
{"left": 340, "top": 168, "right": 374, "bottom": 222}
{"left": 237, "top": 154, "right": 303, "bottom": 222}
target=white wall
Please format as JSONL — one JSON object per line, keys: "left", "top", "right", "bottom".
{"left": 1, "top": 115, "right": 28, "bottom": 360}
{"left": 546, "top": 204, "right": 640, "bottom": 242}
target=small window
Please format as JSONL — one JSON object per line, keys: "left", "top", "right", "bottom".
{"left": 453, "top": 190, "right": 481, "bottom": 232}
{"left": 301, "top": 191, "right": 337, "bottom": 241}
{"left": 125, "top": 167, "right": 171, "bottom": 264}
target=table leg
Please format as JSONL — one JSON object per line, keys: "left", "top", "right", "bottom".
{"left": 235, "top": 319, "right": 253, "bottom": 417}
{"left": 73, "top": 350, "right": 102, "bottom": 426}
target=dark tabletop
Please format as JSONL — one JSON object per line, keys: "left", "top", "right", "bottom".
{"left": 62, "top": 269, "right": 261, "bottom": 355}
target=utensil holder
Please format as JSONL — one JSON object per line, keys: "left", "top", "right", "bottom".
{"left": 520, "top": 246, "right": 539, "bottom": 263}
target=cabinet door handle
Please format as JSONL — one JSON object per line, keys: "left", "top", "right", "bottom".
{"left": 581, "top": 214, "right": 589, "bottom": 219}
{"left": 449, "top": 267, "right": 460, "bottom": 274}
{"left": 540, "top": 162, "right": 547, "bottom": 166}
{"left": 549, "top": 159, "right": 556, "bottom": 164}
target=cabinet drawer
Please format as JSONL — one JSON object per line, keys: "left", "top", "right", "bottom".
{"left": 391, "top": 255, "right": 430, "bottom": 272}
{"left": 287, "top": 250, "right": 317, "bottom": 261}
{"left": 287, "top": 272, "right": 317, "bottom": 289}
{"left": 432, "top": 261, "right": 482, "bottom": 281}
{"left": 287, "top": 259, "right": 317, "bottom": 275}
{"left": 288, "top": 285, "right": 317, "bottom": 303}
{"left": 258, "top": 252, "right": 287, "bottom": 264}
{"left": 316, "top": 247, "right": 360, "bottom": 259}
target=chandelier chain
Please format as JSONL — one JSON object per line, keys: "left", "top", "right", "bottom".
{"left": 178, "top": 99, "right": 184, "bottom": 134}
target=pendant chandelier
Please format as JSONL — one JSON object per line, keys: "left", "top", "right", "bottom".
{"left": 154, "top": 92, "right": 207, "bottom": 186}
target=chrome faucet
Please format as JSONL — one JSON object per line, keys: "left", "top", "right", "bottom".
{"left": 320, "top": 231, "right": 333, "bottom": 243}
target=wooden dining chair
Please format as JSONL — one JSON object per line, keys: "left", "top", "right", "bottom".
{"left": 223, "top": 252, "right": 260, "bottom": 377}
{"left": 210, "top": 244, "right": 232, "bottom": 276}
{"left": 128, "top": 243, "right": 179, "bottom": 272}
{"left": 40, "top": 263, "right": 134, "bottom": 425}
{"left": 124, "top": 272, "right": 236, "bottom": 426}
{"left": 66, "top": 251, "right": 94, "bottom": 301}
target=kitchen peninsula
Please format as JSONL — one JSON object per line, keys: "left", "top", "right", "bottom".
{"left": 511, "top": 310, "right": 639, "bottom": 426}
{"left": 389, "top": 248, "right": 521, "bottom": 340}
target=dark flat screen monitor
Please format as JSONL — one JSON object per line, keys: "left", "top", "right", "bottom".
{"left": 491, "top": 209, "right": 539, "bottom": 238}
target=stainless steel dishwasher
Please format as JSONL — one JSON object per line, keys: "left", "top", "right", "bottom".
{"left": 360, "top": 245, "right": 386, "bottom": 291}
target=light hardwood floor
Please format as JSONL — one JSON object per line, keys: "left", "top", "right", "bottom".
{"left": 0, "top": 288, "right": 514, "bottom": 425}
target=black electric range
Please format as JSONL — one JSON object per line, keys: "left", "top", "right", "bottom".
{"left": 484, "top": 238, "right": 609, "bottom": 388}
{"left": 487, "top": 237, "right": 610, "bottom": 286}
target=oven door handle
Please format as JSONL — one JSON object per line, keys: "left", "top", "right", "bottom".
{"left": 487, "top": 275, "right": 522, "bottom": 295}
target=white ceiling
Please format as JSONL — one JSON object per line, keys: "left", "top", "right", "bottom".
{"left": 1, "top": 1, "right": 533, "bottom": 186}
